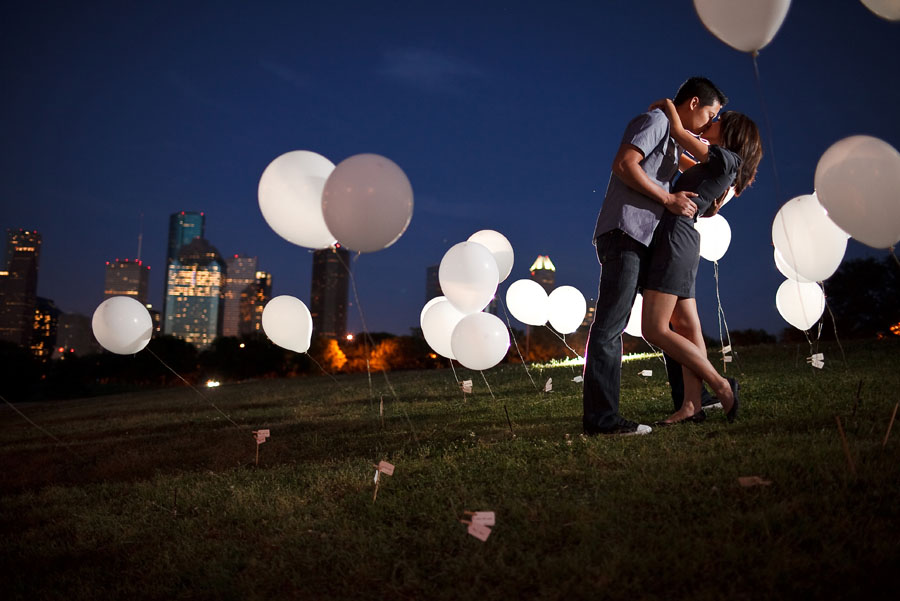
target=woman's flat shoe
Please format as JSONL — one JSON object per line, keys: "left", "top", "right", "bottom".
{"left": 726, "top": 377, "right": 740, "bottom": 423}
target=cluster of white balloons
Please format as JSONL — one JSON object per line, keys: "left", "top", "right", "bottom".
{"left": 420, "top": 230, "right": 513, "bottom": 371}
{"left": 772, "top": 135, "right": 900, "bottom": 331}
{"left": 91, "top": 296, "right": 154, "bottom": 355}
{"left": 258, "top": 150, "right": 414, "bottom": 254}
{"left": 505, "top": 281, "right": 587, "bottom": 335}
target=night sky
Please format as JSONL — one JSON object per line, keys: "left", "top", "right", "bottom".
{"left": 2, "top": 1, "right": 898, "bottom": 338}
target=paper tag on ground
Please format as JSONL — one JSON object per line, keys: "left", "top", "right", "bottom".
{"left": 254, "top": 429, "right": 270, "bottom": 444}
{"left": 377, "top": 461, "right": 395, "bottom": 476}
{"left": 722, "top": 345, "right": 732, "bottom": 354}
{"left": 544, "top": 378, "right": 552, "bottom": 392}
{"left": 467, "top": 522, "right": 492, "bottom": 542}
{"left": 460, "top": 380, "right": 473, "bottom": 393}
{"left": 572, "top": 376, "right": 584, "bottom": 383}
{"left": 724, "top": 356, "right": 733, "bottom": 363}
{"left": 639, "top": 370, "right": 652, "bottom": 377}
{"left": 471, "top": 511, "right": 495, "bottom": 527}
{"left": 738, "top": 476, "right": 772, "bottom": 487}
{"left": 806, "top": 354, "right": 824, "bottom": 369}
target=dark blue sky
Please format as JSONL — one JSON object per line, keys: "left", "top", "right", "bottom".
{"left": 2, "top": 1, "right": 898, "bottom": 337}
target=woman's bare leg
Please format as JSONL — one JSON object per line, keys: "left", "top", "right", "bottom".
{"left": 642, "top": 291, "right": 735, "bottom": 414}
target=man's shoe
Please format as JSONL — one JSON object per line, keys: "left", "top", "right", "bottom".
{"left": 701, "top": 397, "right": 722, "bottom": 410}
{"left": 726, "top": 378, "right": 740, "bottom": 423}
{"left": 585, "top": 417, "right": 652, "bottom": 436}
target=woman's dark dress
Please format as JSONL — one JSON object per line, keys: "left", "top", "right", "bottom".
{"left": 643, "top": 145, "right": 741, "bottom": 298}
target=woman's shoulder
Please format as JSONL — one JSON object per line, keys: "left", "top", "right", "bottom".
{"left": 709, "top": 144, "right": 743, "bottom": 168}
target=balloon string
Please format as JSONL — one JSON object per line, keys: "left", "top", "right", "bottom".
{"left": 542, "top": 325, "right": 584, "bottom": 363}
{"left": 333, "top": 249, "right": 399, "bottom": 404}
{"left": 304, "top": 352, "right": 345, "bottom": 388}
{"left": 147, "top": 348, "right": 245, "bottom": 430}
{"left": 753, "top": 52, "right": 812, "bottom": 335}
{"left": 0, "top": 393, "right": 87, "bottom": 461}
{"left": 713, "top": 261, "right": 739, "bottom": 374}
{"left": 821, "top": 285, "right": 849, "bottom": 368}
{"left": 480, "top": 371, "right": 514, "bottom": 436}
{"left": 496, "top": 296, "right": 538, "bottom": 389}
{"left": 890, "top": 247, "right": 900, "bottom": 270}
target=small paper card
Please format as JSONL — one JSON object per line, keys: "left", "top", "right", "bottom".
{"left": 738, "top": 476, "right": 773, "bottom": 488}
{"left": 461, "top": 380, "right": 473, "bottom": 393}
{"left": 724, "top": 356, "right": 733, "bottom": 363}
{"left": 544, "top": 378, "right": 552, "bottom": 392}
{"left": 377, "top": 461, "right": 395, "bottom": 476}
{"left": 470, "top": 511, "right": 495, "bottom": 527}
{"left": 806, "top": 353, "right": 825, "bottom": 369}
{"left": 639, "top": 370, "right": 652, "bottom": 377}
{"left": 573, "top": 376, "right": 584, "bottom": 383}
{"left": 467, "top": 522, "right": 492, "bottom": 542}
{"left": 253, "top": 429, "right": 270, "bottom": 445}
{"left": 722, "top": 345, "right": 732, "bottom": 354}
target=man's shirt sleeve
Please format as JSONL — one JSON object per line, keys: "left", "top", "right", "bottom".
{"left": 620, "top": 110, "right": 668, "bottom": 160}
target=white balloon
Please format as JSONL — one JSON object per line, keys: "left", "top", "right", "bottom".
{"left": 420, "top": 296, "right": 445, "bottom": 326}
{"left": 693, "top": 0, "right": 791, "bottom": 53}
{"left": 420, "top": 299, "right": 467, "bottom": 359}
{"left": 694, "top": 214, "right": 732, "bottom": 261}
{"left": 625, "top": 293, "right": 643, "bottom": 338}
{"left": 775, "top": 280, "right": 825, "bottom": 331}
{"left": 450, "top": 312, "right": 510, "bottom": 371}
{"left": 258, "top": 150, "right": 336, "bottom": 249}
{"left": 548, "top": 286, "right": 587, "bottom": 335}
{"left": 467, "top": 230, "right": 514, "bottom": 283}
{"left": 91, "top": 296, "right": 153, "bottom": 355}
{"left": 439, "top": 241, "right": 499, "bottom": 314}
{"left": 773, "top": 248, "right": 813, "bottom": 284}
{"left": 815, "top": 135, "right": 900, "bottom": 249}
{"left": 321, "top": 153, "right": 413, "bottom": 253}
{"left": 505, "top": 279, "right": 549, "bottom": 326}
{"left": 772, "top": 193, "right": 848, "bottom": 282}
{"left": 262, "top": 295, "right": 313, "bottom": 353}
{"left": 860, "top": 0, "right": 900, "bottom": 21}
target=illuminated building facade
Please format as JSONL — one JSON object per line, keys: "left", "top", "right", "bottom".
{"left": 31, "top": 297, "right": 59, "bottom": 360}
{"left": 310, "top": 245, "right": 349, "bottom": 338}
{"left": 239, "top": 270, "right": 272, "bottom": 336}
{"left": 529, "top": 254, "right": 556, "bottom": 294}
{"left": 163, "top": 238, "right": 226, "bottom": 348}
{"left": 223, "top": 255, "right": 258, "bottom": 337}
{"left": 104, "top": 258, "right": 150, "bottom": 304}
{"left": 53, "top": 312, "right": 100, "bottom": 358}
{"left": 0, "top": 229, "right": 42, "bottom": 348}
{"left": 164, "top": 211, "right": 205, "bottom": 316}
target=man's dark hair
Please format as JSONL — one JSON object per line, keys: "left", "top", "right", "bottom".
{"left": 673, "top": 76, "right": 728, "bottom": 108}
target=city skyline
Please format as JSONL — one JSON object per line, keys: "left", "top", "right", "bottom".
{"left": 2, "top": 2, "right": 898, "bottom": 339}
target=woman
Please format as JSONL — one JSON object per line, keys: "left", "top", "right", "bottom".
{"left": 642, "top": 100, "right": 763, "bottom": 425}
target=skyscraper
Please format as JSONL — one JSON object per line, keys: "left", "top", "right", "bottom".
{"left": 164, "top": 211, "right": 205, "bottom": 315}
{"left": 104, "top": 258, "right": 151, "bottom": 304}
{"left": 163, "top": 237, "right": 226, "bottom": 348}
{"left": 239, "top": 270, "right": 272, "bottom": 336}
{"left": 310, "top": 245, "right": 349, "bottom": 338}
{"left": 529, "top": 255, "right": 556, "bottom": 294}
{"left": 0, "top": 229, "right": 42, "bottom": 347}
{"left": 31, "top": 297, "right": 59, "bottom": 360}
{"left": 223, "top": 255, "right": 258, "bottom": 337}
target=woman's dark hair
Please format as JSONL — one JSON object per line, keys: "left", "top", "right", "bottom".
{"left": 673, "top": 76, "right": 728, "bottom": 108}
{"left": 717, "top": 111, "right": 762, "bottom": 195}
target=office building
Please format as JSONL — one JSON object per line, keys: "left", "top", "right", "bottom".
{"left": 104, "top": 258, "right": 150, "bottom": 304}
{"left": 310, "top": 245, "right": 349, "bottom": 338}
{"left": 239, "top": 270, "right": 272, "bottom": 336}
{"left": 31, "top": 297, "right": 59, "bottom": 360}
{"left": 164, "top": 211, "right": 205, "bottom": 316}
{"left": 0, "top": 229, "right": 42, "bottom": 347}
{"left": 163, "top": 237, "right": 226, "bottom": 348}
{"left": 529, "top": 255, "right": 556, "bottom": 294}
{"left": 223, "top": 255, "right": 258, "bottom": 337}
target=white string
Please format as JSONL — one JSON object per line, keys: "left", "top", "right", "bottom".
{"left": 496, "top": 296, "right": 538, "bottom": 389}
{"left": 0, "top": 394, "right": 86, "bottom": 460}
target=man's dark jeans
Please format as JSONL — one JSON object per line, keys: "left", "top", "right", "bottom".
{"left": 582, "top": 229, "right": 648, "bottom": 431}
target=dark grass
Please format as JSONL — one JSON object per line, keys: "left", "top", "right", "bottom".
{"left": 2, "top": 339, "right": 899, "bottom": 600}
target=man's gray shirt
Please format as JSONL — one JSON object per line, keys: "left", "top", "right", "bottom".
{"left": 592, "top": 108, "right": 682, "bottom": 247}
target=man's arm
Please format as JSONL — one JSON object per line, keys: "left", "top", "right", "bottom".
{"left": 611, "top": 144, "right": 698, "bottom": 217}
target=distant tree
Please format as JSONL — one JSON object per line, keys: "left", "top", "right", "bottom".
{"left": 823, "top": 256, "right": 900, "bottom": 338}
{"left": 728, "top": 328, "right": 776, "bottom": 346}
{"left": 0, "top": 341, "right": 41, "bottom": 401}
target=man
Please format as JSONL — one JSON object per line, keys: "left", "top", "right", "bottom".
{"left": 583, "top": 76, "right": 728, "bottom": 435}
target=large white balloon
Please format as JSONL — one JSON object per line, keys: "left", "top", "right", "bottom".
{"left": 693, "top": 0, "right": 791, "bottom": 53}
{"left": 420, "top": 298, "right": 467, "bottom": 359}
{"left": 262, "top": 295, "right": 313, "bottom": 353}
{"left": 439, "top": 241, "right": 499, "bottom": 314}
{"left": 467, "top": 230, "right": 514, "bottom": 283}
{"left": 773, "top": 248, "right": 813, "bottom": 284}
{"left": 505, "top": 279, "right": 549, "bottom": 326}
{"left": 772, "top": 193, "right": 848, "bottom": 282}
{"left": 420, "top": 296, "right": 445, "bottom": 326}
{"left": 694, "top": 214, "right": 732, "bottom": 262}
{"left": 258, "top": 150, "right": 336, "bottom": 249}
{"left": 860, "top": 0, "right": 900, "bottom": 21}
{"left": 321, "top": 154, "right": 413, "bottom": 253}
{"left": 548, "top": 286, "right": 587, "bottom": 335}
{"left": 814, "top": 135, "right": 900, "bottom": 249}
{"left": 450, "top": 312, "right": 510, "bottom": 371}
{"left": 624, "top": 293, "right": 643, "bottom": 338}
{"left": 92, "top": 296, "right": 153, "bottom": 355}
{"left": 775, "top": 280, "right": 825, "bottom": 331}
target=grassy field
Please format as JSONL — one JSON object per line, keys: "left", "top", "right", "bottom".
{"left": 1, "top": 339, "right": 899, "bottom": 600}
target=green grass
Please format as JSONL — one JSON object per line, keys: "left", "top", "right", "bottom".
{"left": 2, "top": 340, "right": 899, "bottom": 600}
